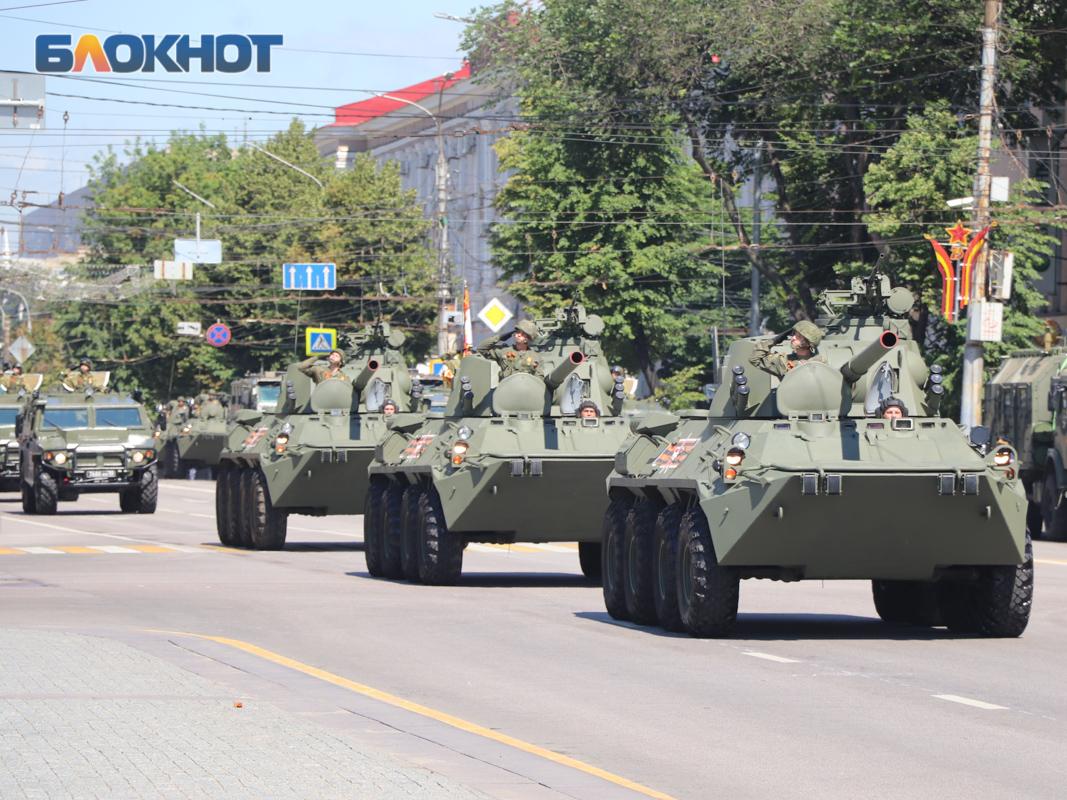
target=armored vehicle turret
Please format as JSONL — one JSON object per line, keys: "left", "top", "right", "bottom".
{"left": 603, "top": 273, "right": 1030, "bottom": 638}
{"left": 985, "top": 348, "right": 1067, "bottom": 539}
{"left": 18, "top": 388, "right": 158, "bottom": 514}
{"left": 364, "top": 304, "right": 634, "bottom": 585}
{"left": 215, "top": 323, "right": 417, "bottom": 550}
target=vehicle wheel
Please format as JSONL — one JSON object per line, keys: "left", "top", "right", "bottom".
{"left": 624, "top": 499, "right": 661, "bottom": 625}
{"left": 363, "top": 481, "right": 387, "bottom": 576}
{"left": 215, "top": 464, "right": 239, "bottom": 546}
{"left": 417, "top": 488, "right": 463, "bottom": 585}
{"left": 653, "top": 504, "right": 685, "bottom": 632}
{"left": 676, "top": 507, "right": 739, "bottom": 638}
{"left": 578, "top": 542, "right": 601, "bottom": 581}
{"left": 21, "top": 478, "right": 36, "bottom": 514}
{"left": 164, "top": 442, "right": 181, "bottom": 479}
{"left": 601, "top": 496, "right": 633, "bottom": 621}
{"left": 380, "top": 483, "right": 405, "bottom": 578}
{"left": 400, "top": 485, "right": 423, "bottom": 580}
{"left": 942, "top": 531, "right": 1033, "bottom": 638}
{"left": 871, "top": 580, "right": 942, "bottom": 626}
{"left": 119, "top": 488, "right": 137, "bottom": 513}
{"left": 248, "top": 469, "right": 287, "bottom": 549}
{"left": 34, "top": 470, "right": 58, "bottom": 515}
{"left": 1040, "top": 472, "right": 1067, "bottom": 540}
{"left": 235, "top": 468, "right": 255, "bottom": 548}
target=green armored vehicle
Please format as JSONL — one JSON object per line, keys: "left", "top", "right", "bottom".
{"left": 985, "top": 348, "right": 1067, "bottom": 538}
{"left": 0, "top": 374, "right": 42, "bottom": 491}
{"left": 166, "top": 392, "right": 228, "bottom": 477}
{"left": 215, "top": 324, "right": 415, "bottom": 549}
{"left": 365, "top": 304, "right": 632, "bottom": 585}
{"left": 18, "top": 386, "right": 158, "bottom": 514}
{"left": 604, "top": 273, "right": 1030, "bottom": 638}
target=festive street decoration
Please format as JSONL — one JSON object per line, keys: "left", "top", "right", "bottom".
{"left": 924, "top": 221, "right": 994, "bottom": 322}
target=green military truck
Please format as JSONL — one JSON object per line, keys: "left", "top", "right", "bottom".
{"left": 18, "top": 389, "right": 158, "bottom": 514}
{"left": 0, "top": 374, "right": 42, "bottom": 492}
{"left": 984, "top": 347, "right": 1067, "bottom": 538}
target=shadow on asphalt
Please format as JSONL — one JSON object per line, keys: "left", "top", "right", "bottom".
{"left": 200, "top": 542, "right": 365, "bottom": 552}
{"left": 18, "top": 509, "right": 126, "bottom": 517}
{"left": 574, "top": 611, "right": 975, "bottom": 641}
{"left": 347, "top": 571, "right": 596, "bottom": 588}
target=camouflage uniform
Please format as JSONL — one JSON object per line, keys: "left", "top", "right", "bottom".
{"left": 298, "top": 356, "right": 350, "bottom": 384}
{"left": 63, "top": 370, "right": 95, "bottom": 391}
{"left": 0, "top": 374, "right": 25, "bottom": 392}
{"left": 749, "top": 320, "right": 826, "bottom": 379}
{"left": 477, "top": 320, "right": 544, "bottom": 378}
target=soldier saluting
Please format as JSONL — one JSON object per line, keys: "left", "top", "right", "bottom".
{"left": 749, "top": 320, "right": 826, "bottom": 379}
{"left": 476, "top": 319, "right": 544, "bottom": 377}
{"left": 298, "top": 349, "right": 350, "bottom": 384}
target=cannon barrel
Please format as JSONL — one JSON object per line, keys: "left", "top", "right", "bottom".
{"left": 353, "top": 359, "right": 381, "bottom": 393}
{"left": 546, "top": 351, "right": 585, "bottom": 389}
{"left": 840, "top": 330, "right": 898, "bottom": 384}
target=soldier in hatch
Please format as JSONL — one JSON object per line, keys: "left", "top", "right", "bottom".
{"left": 0, "top": 364, "right": 25, "bottom": 392}
{"left": 298, "top": 349, "right": 350, "bottom": 384}
{"left": 476, "top": 319, "right": 544, "bottom": 377}
{"left": 749, "top": 321, "right": 826, "bottom": 379}
{"left": 62, "top": 358, "right": 96, "bottom": 391}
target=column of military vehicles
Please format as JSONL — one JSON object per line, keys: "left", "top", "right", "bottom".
{"left": 200, "top": 274, "right": 1031, "bottom": 639}
{"left": 0, "top": 272, "right": 1034, "bottom": 638}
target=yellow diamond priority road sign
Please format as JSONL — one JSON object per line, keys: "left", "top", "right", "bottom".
{"left": 477, "top": 297, "right": 513, "bottom": 333}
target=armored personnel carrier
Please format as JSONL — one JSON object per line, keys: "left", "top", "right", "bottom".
{"left": 603, "top": 273, "right": 1030, "bottom": 638}
{"left": 215, "top": 323, "right": 415, "bottom": 549}
{"left": 18, "top": 385, "right": 158, "bottom": 514}
{"left": 0, "top": 374, "right": 43, "bottom": 491}
{"left": 364, "top": 304, "right": 632, "bottom": 585}
{"left": 168, "top": 392, "right": 228, "bottom": 477}
{"left": 985, "top": 348, "right": 1067, "bottom": 538}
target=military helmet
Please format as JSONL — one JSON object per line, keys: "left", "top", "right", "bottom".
{"left": 328, "top": 349, "right": 345, "bottom": 364}
{"left": 514, "top": 319, "right": 540, "bottom": 340}
{"left": 792, "top": 320, "right": 823, "bottom": 347}
{"left": 578, "top": 400, "right": 600, "bottom": 416}
{"left": 78, "top": 357, "right": 93, "bottom": 369}
{"left": 878, "top": 397, "right": 909, "bottom": 416}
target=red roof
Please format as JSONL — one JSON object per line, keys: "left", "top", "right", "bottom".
{"left": 330, "top": 63, "right": 471, "bottom": 127}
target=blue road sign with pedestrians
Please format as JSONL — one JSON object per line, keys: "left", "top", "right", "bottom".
{"left": 283, "top": 262, "right": 336, "bottom": 291}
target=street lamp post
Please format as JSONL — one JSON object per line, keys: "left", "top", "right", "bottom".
{"left": 0, "top": 286, "right": 32, "bottom": 355}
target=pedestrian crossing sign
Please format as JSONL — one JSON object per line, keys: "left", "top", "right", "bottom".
{"left": 305, "top": 327, "right": 337, "bottom": 356}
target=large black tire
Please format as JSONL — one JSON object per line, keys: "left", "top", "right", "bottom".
{"left": 871, "top": 580, "right": 942, "bottom": 626}
{"left": 163, "top": 442, "right": 181, "bottom": 479}
{"left": 400, "top": 485, "right": 423, "bottom": 580}
{"left": 1041, "top": 471, "right": 1067, "bottom": 540}
{"left": 601, "top": 496, "right": 633, "bottom": 621}
{"left": 578, "top": 542, "right": 602, "bottom": 581}
{"left": 363, "top": 481, "right": 387, "bottom": 576}
{"left": 119, "top": 468, "right": 158, "bottom": 514}
{"left": 248, "top": 470, "right": 287, "bottom": 549}
{"left": 1026, "top": 499, "right": 1043, "bottom": 539}
{"left": 624, "top": 499, "right": 661, "bottom": 625}
{"left": 417, "top": 488, "right": 463, "bottom": 585}
{"left": 676, "top": 507, "right": 739, "bottom": 638}
{"left": 653, "top": 504, "right": 685, "bottom": 632}
{"left": 34, "top": 470, "right": 58, "bottom": 515}
{"left": 235, "top": 468, "right": 255, "bottom": 548}
{"left": 941, "top": 531, "right": 1033, "bottom": 637}
{"left": 215, "top": 465, "right": 239, "bottom": 546}
{"left": 21, "top": 477, "right": 36, "bottom": 514}
{"left": 380, "top": 483, "right": 405, "bottom": 578}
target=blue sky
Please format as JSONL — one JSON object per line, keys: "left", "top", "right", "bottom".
{"left": 0, "top": 0, "right": 473, "bottom": 251}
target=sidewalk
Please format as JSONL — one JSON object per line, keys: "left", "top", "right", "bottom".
{"left": 0, "top": 628, "right": 491, "bottom": 800}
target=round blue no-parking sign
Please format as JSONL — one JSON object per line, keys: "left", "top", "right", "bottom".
{"left": 205, "top": 322, "right": 231, "bottom": 347}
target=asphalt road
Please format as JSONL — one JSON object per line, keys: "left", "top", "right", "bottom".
{"left": 1, "top": 479, "right": 1065, "bottom": 799}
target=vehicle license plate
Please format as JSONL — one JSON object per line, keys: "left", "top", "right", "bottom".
{"left": 86, "top": 469, "right": 117, "bottom": 479}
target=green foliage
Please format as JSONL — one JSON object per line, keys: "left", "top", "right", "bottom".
{"left": 56, "top": 121, "right": 434, "bottom": 403}
{"left": 653, "top": 365, "right": 707, "bottom": 411}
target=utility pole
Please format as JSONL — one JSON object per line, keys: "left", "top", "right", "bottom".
{"left": 960, "top": 0, "right": 1001, "bottom": 430}
{"left": 749, "top": 140, "right": 762, "bottom": 336}
{"left": 435, "top": 119, "right": 451, "bottom": 356}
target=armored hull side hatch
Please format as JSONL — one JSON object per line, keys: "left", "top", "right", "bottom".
{"left": 603, "top": 274, "right": 1030, "bottom": 638}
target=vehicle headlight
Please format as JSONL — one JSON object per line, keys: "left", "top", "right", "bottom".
{"left": 456, "top": 425, "right": 474, "bottom": 441}
{"left": 131, "top": 451, "right": 145, "bottom": 464}
{"left": 731, "top": 432, "right": 751, "bottom": 450}
{"left": 993, "top": 447, "right": 1013, "bottom": 467}
{"left": 451, "top": 441, "right": 469, "bottom": 466}
{"left": 181, "top": 424, "right": 192, "bottom": 434}
{"left": 52, "top": 451, "right": 68, "bottom": 466}
{"left": 274, "top": 433, "right": 289, "bottom": 453}
{"left": 724, "top": 449, "right": 745, "bottom": 467}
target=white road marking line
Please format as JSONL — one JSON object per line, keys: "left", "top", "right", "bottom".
{"left": 88, "top": 545, "right": 139, "bottom": 554}
{"left": 16, "top": 546, "right": 65, "bottom": 555}
{"left": 933, "top": 694, "right": 1008, "bottom": 710}
{"left": 742, "top": 651, "right": 801, "bottom": 664}
{"left": 531, "top": 543, "right": 579, "bottom": 553}
{"left": 0, "top": 512, "right": 202, "bottom": 552}
{"left": 158, "top": 482, "right": 215, "bottom": 495}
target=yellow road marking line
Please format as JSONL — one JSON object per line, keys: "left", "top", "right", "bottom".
{"left": 1036, "top": 559, "right": 1067, "bottom": 566}
{"left": 129, "top": 545, "right": 177, "bottom": 554}
{"left": 159, "top": 631, "right": 676, "bottom": 800}
{"left": 0, "top": 547, "right": 23, "bottom": 555}
{"left": 470, "top": 543, "right": 546, "bottom": 554}
{"left": 55, "top": 546, "right": 101, "bottom": 554}
{"left": 198, "top": 543, "right": 254, "bottom": 556}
